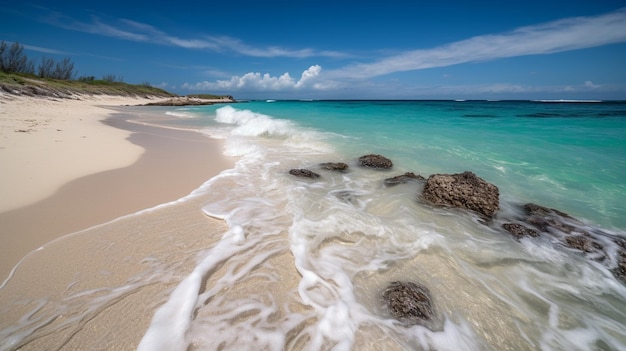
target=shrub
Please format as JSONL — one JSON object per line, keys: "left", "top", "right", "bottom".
{"left": 0, "top": 42, "right": 75, "bottom": 79}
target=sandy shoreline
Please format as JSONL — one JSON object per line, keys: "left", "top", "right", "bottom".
{"left": 0, "top": 95, "right": 236, "bottom": 349}
{"left": 0, "top": 95, "right": 233, "bottom": 280}
{"left": 0, "top": 95, "right": 152, "bottom": 213}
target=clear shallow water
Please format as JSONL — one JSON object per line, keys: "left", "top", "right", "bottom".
{"left": 176, "top": 100, "right": 626, "bottom": 228}
{"left": 139, "top": 100, "right": 626, "bottom": 350}
{"left": 3, "top": 100, "right": 626, "bottom": 350}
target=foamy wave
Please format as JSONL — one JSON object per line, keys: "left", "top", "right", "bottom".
{"left": 215, "top": 105, "right": 300, "bottom": 138}
{"left": 214, "top": 105, "right": 334, "bottom": 155}
{"left": 165, "top": 110, "right": 197, "bottom": 118}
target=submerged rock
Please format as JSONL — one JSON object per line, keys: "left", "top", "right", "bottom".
{"left": 421, "top": 171, "right": 500, "bottom": 218}
{"left": 565, "top": 235, "right": 604, "bottom": 253}
{"left": 523, "top": 203, "right": 579, "bottom": 234}
{"left": 358, "top": 154, "right": 393, "bottom": 169}
{"left": 501, "top": 202, "right": 626, "bottom": 284}
{"left": 517, "top": 203, "right": 606, "bottom": 256}
{"left": 320, "top": 162, "right": 349, "bottom": 171}
{"left": 614, "top": 252, "right": 626, "bottom": 283}
{"left": 382, "top": 281, "right": 434, "bottom": 325}
{"left": 502, "top": 223, "right": 540, "bottom": 240}
{"left": 383, "top": 172, "right": 425, "bottom": 186}
{"left": 331, "top": 190, "right": 359, "bottom": 205}
{"left": 289, "top": 169, "right": 320, "bottom": 179}
{"left": 523, "top": 203, "right": 573, "bottom": 220}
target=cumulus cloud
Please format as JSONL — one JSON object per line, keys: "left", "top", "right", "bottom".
{"left": 183, "top": 65, "right": 323, "bottom": 91}
{"left": 329, "top": 7, "right": 626, "bottom": 79}
{"left": 295, "top": 65, "right": 322, "bottom": 87}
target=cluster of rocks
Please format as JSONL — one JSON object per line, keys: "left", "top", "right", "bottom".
{"left": 289, "top": 155, "right": 392, "bottom": 179}
{"left": 289, "top": 153, "right": 626, "bottom": 326}
{"left": 502, "top": 202, "right": 626, "bottom": 281}
{"left": 142, "top": 96, "right": 235, "bottom": 106}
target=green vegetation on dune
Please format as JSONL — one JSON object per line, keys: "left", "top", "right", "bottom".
{"left": 0, "top": 42, "right": 231, "bottom": 100}
{"left": 0, "top": 70, "right": 177, "bottom": 98}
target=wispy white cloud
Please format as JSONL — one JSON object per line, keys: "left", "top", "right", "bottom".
{"left": 182, "top": 65, "right": 323, "bottom": 91}
{"left": 19, "top": 43, "right": 71, "bottom": 56}
{"left": 3, "top": 40, "right": 73, "bottom": 56}
{"left": 327, "top": 7, "right": 626, "bottom": 79}
{"left": 52, "top": 15, "right": 149, "bottom": 42}
{"left": 43, "top": 12, "right": 344, "bottom": 58}
{"left": 198, "top": 36, "right": 348, "bottom": 59}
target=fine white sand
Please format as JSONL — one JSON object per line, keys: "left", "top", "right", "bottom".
{"left": 0, "top": 94, "right": 238, "bottom": 350}
{"left": 0, "top": 93, "right": 235, "bottom": 282}
{"left": 0, "top": 95, "right": 155, "bottom": 213}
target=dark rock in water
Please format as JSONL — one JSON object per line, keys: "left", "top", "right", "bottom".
{"left": 382, "top": 281, "right": 434, "bottom": 325}
{"left": 523, "top": 203, "right": 580, "bottom": 234}
{"left": 617, "top": 237, "right": 626, "bottom": 250}
{"left": 521, "top": 203, "right": 580, "bottom": 233}
{"left": 320, "top": 162, "right": 349, "bottom": 171}
{"left": 358, "top": 154, "right": 393, "bottom": 169}
{"left": 502, "top": 223, "right": 540, "bottom": 240}
{"left": 501, "top": 202, "right": 626, "bottom": 284}
{"left": 384, "top": 172, "right": 425, "bottom": 186}
{"left": 565, "top": 235, "right": 603, "bottom": 253}
{"left": 613, "top": 252, "right": 626, "bottom": 283}
{"left": 511, "top": 202, "right": 599, "bottom": 246}
{"left": 524, "top": 203, "right": 573, "bottom": 219}
{"left": 421, "top": 171, "right": 500, "bottom": 218}
{"left": 289, "top": 169, "right": 320, "bottom": 179}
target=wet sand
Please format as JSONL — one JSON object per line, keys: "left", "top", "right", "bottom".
{"left": 0, "top": 195, "right": 233, "bottom": 350}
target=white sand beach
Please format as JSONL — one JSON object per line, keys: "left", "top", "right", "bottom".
{"left": 0, "top": 94, "right": 237, "bottom": 349}
{"left": 0, "top": 95, "right": 149, "bottom": 213}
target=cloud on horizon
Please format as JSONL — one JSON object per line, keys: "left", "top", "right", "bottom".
{"left": 183, "top": 65, "right": 324, "bottom": 91}
{"left": 180, "top": 7, "right": 626, "bottom": 95}
{"left": 328, "top": 7, "right": 626, "bottom": 79}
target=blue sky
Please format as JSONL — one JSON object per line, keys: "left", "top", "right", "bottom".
{"left": 2, "top": 1, "right": 626, "bottom": 99}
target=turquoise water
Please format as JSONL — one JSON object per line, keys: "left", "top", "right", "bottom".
{"left": 134, "top": 100, "right": 626, "bottom": 350}
{"left": 191, "top": 100, "right": 626, "bottom": 229}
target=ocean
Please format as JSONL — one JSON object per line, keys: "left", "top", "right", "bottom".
{"left": 5, "top": 100, "right": 626, "bottom": 350}
{"left": 140, "top": 100, "right": 626, "bottom": 350}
